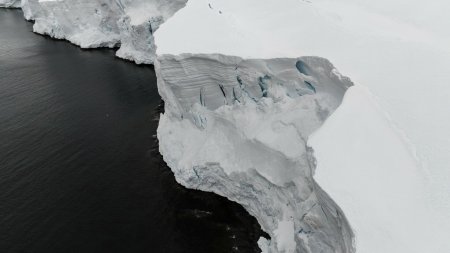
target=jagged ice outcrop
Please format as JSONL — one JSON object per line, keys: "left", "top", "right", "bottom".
{"left": 19, "top": 0, "right": 186, "bottom": 64}
{"left": 156, "top": 54, "right": 355, "bottom": 252}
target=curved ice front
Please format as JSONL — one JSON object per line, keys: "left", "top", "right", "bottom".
{"left": 156, "top": 54, "right": 355, "bottom": 252}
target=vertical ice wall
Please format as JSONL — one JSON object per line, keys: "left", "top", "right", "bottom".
{"left": 17, "top": 0, "right": 187, "bottom": 64}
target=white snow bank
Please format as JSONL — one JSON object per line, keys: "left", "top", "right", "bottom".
{"left": 310, "top": 85, "right": 450, "bottom": 252}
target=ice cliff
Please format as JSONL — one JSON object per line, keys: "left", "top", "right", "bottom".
{"left": 156, "top": 54, "right": 355, "bottom": 252}
{"left": 0, "top": 0, "right": 20, "bottom": 8}
{"left": 18, "top": 0, "right": 187, "bottom": 64}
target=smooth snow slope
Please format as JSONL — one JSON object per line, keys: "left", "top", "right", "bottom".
{"left": 155, "top": 0, "right": 450, "bottom": 251}
{"left": 310, "top": 85, "right": 450, "bottom": 252}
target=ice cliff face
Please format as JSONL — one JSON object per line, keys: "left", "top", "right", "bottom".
{"left": 0, "top": 0, "right": 20, "bottom": 8}
{"left": 156, "top": 54, "right": 355, "bottom": 252}
{"left": 19, "top": 0, "right": 186, "bottom": 64}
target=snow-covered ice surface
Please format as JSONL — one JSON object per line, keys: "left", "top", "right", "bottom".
{"left": 19, "top": 0, "right": 186, "bottom": 64}
{"left": 0, "top": 0, "right": 20, "bottom": 8}
{"left": 156, "top": 0, "right": 450, "bottom": 252}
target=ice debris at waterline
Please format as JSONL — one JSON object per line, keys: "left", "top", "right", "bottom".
{"left": 156, "top": 54, "right": 355, "bottom": 253}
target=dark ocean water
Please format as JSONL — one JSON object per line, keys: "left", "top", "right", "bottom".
{"left": 0, "top": 9, "right": 265, "bottom": 253}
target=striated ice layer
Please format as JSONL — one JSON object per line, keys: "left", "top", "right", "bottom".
{"left": 18, "top": 0, "right": 186, "bottom": 64}
{"left": 156, "top": 53, "right": 355, "bottom": 253}
{"left": 0, "top": 0, "right": 20, "bottom": 8}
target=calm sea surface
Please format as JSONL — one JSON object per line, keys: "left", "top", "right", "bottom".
{"left": 0, "top": 9, "right": 264, "bottom": 253}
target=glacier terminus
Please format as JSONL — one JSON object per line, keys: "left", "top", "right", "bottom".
{"left": 2, "top": 0, "right": 450, "bottom": 252}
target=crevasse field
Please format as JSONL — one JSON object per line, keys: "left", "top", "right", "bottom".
{"left": 2, "top": 0, "right": 450, "bottom": 252}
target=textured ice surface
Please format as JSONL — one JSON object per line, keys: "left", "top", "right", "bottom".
{"left": 19, "top": 0, "right": 186, "bottom": 63}
{"left": 156, "top": 54, "right": 355, "bottom": 252}
{"left": 0, "top": 0, "right": 20, "bottom": 8}
{"left": 27, "top": 0, "right": 122, "bottom": 48}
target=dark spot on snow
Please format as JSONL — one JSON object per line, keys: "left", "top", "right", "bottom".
{"left": 148, "top": 23, "right": 153, "bottom": 34}
{"left": 218, "top": 83, "right": 226, "bottom": 98}
{"left": 199, "top": 87, "right": 206, "bottom": 106}
{"left": 304, "top": 81, "right": 316, "bottom": 93}
{"left": 298, "top": 228, "right": 313, "bottom": 235}
{"left": 236, "top": 75, "right": 243, "bottom": 87}
{"left": 258, "top": 75, "right": 271, "bottom": 97}
{"left": 296, "top": 60, "right": 310, "bottom": 76}
{"left": 232, "top": 87, "right": 241, "bottom": 103}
